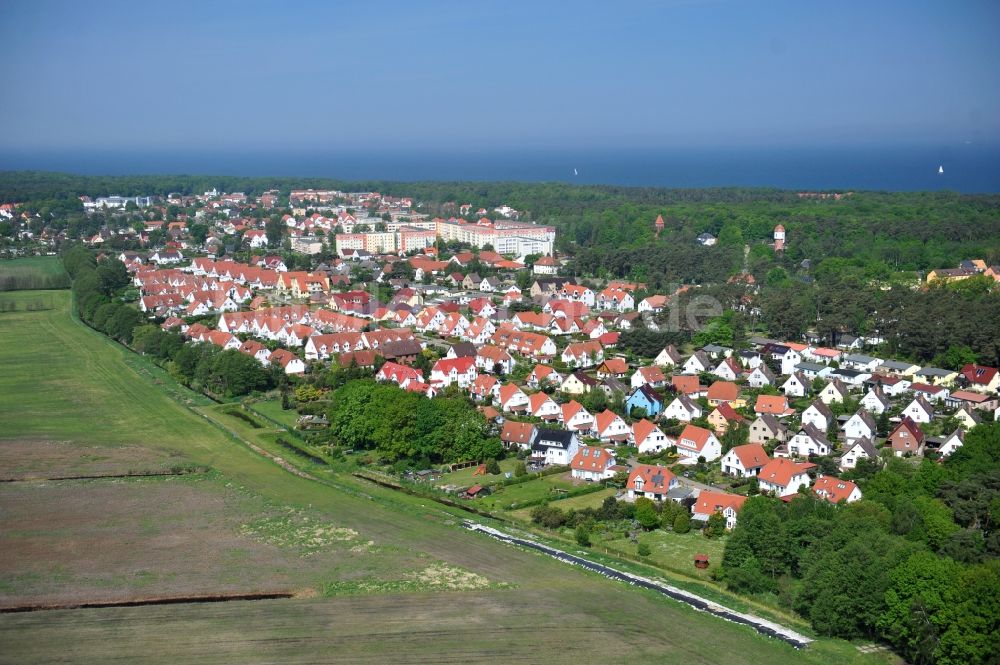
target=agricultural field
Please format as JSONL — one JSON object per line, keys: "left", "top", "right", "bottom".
{"left": 0, "top": 291, "right": 884, "bottom": 664}
{"left": 0, "top": 439, "right": 192, "bottom": 481}
{"left": 0, "top": 256, "right": 69, "bottom": 291}
{"left": 0, "top": 473, "right": 439, "bottom": 608}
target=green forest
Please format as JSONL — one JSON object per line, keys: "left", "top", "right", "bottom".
{"left": 719, "top": 424, "right": 1000, "bottom": 665}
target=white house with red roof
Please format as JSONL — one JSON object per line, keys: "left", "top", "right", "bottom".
{"left": 239, "top": 340, "right": 271, "bottom": 365}
{"left": 269, "top": 349, "right": 305, "bottom": 374}
{"left": 675, "top": 424, "right": 722, "bottom": 462}
{"left": 631, "top": 365, "right": 668, "bottom": 389}
{"left": 560, "top": 400, "right": 594, "bottom": 432}
{"left": 475, "top": 344, "right": 513, "bottom": 374}
{"left": 500, "top": 421, "right": 537, "bottom": 450}
{"left": 430, "top": 357, "right": 478, "bottom": 389}
{"left": 757, "top": 458, "right": 815, "bottom": 496}
{"left": 961, "top": 364, "right": 1000, "bottom": 393}
{"left": 626, "top": 465, "right": 678, "bottom": 502}
{"left": 498, "top": 383, "right": 530, "bottom": 413}
{"left": 467, "top": 297, "right": 497, "bottom": 319}
{"left": 532, "top": 255, "right": 559, "bottom": 275}
{"left": 245, "top": 229, "right": 268, "bottom": 248}
{"left": 528, "top": 392, "right": 561, "bottom": 421}
{"left": 806, "top": 346, "right": 842, "bottom": 365}
{"left": 527, "top": 364, "right": 562, "bottom": 389}
{"left": 470, "top": 375, "right": 500, "bottom": 402}
{"left": 812, "top": 475, "right": 862, "bottom": 504}
{"left": 691, "top": 491, "right": 747, "bottom": 530}
{"left": 720, "top": 443, "right": 770, "bottom": 478}
{"left": 437, "top": 312, "right": 470, "bottom": 338}
{"left": 414, "top": 306, "right": 446, "bottom": 332}
{"left": 559, "top": 283, "right": 595, "bottom": 307}
{"left": 597, "top": 287, "right": 634, "bottom": 312}
{"left": 570, "top": 445, "right": 617, "bottom": 481}
{"left": 631, "top": 419, "right": 673, "bottom": 454}
{"left": 464, "top": 317, "right": 496, "bottom": 345}
{"left": 561, "top": 340, "right": 604, "bottom": 368}
{"left": 376, "top": 362, "right": 424, "bottom": 388}
{"left": 910, "top": 382, "right": 950, "bottom": 403}
{"left": 594, "top": 409, "right": 630, "bottom": 442}
{"left": 637, "top": 294, "right": 669, "bottom": 314}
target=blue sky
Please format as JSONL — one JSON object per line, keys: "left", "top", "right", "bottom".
{"left": 1, "top": 0, "right": 998, "bottom": 152}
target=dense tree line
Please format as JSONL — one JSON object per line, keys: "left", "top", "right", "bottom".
{"left": 719, "top": 424, "right": 1000, "bottom": 664}
{"left": 325, "top": 380, "right": 501, "bottom": 465}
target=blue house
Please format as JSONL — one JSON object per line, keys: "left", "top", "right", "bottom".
{"left": 626, "top": 385, "right": 665, "bottom": 418}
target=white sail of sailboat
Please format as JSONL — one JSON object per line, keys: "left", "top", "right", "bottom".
{"left": 938, "top": 165, "right": 944, "bottom": 174}
{"left": 573, "top": 168, "right": 578, "bottom": 176}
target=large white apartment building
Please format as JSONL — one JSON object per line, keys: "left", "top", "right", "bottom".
{"left": 336, "top": 217, "right": 555, "bottom": 257}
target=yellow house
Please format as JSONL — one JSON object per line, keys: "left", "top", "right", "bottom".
{"left": 707, "top": 405, "right": 744, "bottom": 435}
{"left": 926, "top": 268, "right": 976, "bottom": 283}
{"left": 914, "top": 367, "right": 959, "bottom": 387}
{"left": 560, "top": 371, "right": 596, "bottom": 395}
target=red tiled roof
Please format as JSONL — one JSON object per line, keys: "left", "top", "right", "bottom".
{"left": 812, "top": 475, "right": 859, "bottom": 503}
{"left": 692, "top": 490, "right": 747, "bottom": 517}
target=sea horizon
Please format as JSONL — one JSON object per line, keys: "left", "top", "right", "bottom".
{"left": 2, "top": 144, "right": 999, "bottom": 193}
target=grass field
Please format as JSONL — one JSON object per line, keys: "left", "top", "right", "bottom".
{"left": 0, "top": 291, "right": 887, "bottom": 664}
{"left": 436, "top": 457, "right": 520, "bottom": 486}
{"left": 247, "top": 397, "right": 303, "bottom": 429}
{"left": 473, "top": 471, "right": 579, "bottom": 511}
{"left": 0, "top": 256, "right": 69, "bottom": 291}
{"left": 508, "top": 486, "right": 618, "bottom": 520}
{"left": 596, "top": 528, "right": 729, "bottom": 582}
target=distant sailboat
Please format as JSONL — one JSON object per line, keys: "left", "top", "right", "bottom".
{"left": 938, "top": 165, "right": 944, "bottom": 174}
{"left": 573, "top": 168, "right": 579, "bottom": 176}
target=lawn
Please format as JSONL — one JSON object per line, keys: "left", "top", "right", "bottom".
{"left": 247, "top": 397, "right": 304, "bottom": 429}
{"left": 472, "top": 471, "right": 579, "bottom": 511}
{"left": 0, "top": 256, "right": 69, "bottom": 291}
{"left": 0, "top": 291, "right": 883, "bottom": 664}
{"left": 436, "top": 456, "right": 520, "bottom": 487}
{"left": 508, "top": 486, "right": 618, "bottom": 520}
{"left": 595, "top": 528, "right": 729, "bottom": 582}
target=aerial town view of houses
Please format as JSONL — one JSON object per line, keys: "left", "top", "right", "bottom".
{"left": 15, "top": 184, "right": 995, "bottom": 527}
{"left": 4, "top": 4, "right": 1000, "bottom": 664}
{"left": 3, "top": 171, "right": 1000, "bottom": 665}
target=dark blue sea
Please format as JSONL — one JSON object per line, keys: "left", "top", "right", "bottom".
{"left": 2, "top": 144, "right": 999, "bottom": 193}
